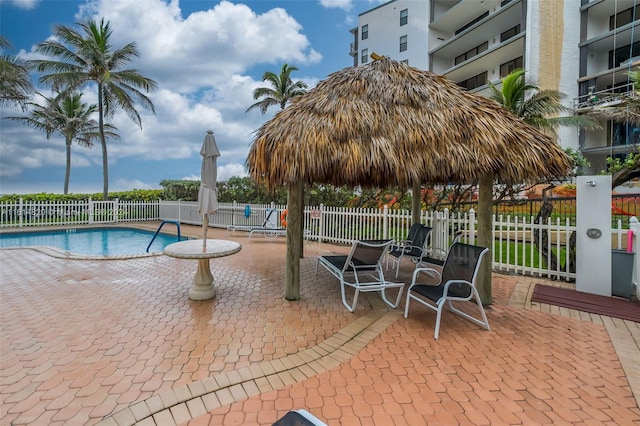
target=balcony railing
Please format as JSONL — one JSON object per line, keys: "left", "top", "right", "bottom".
{"left": 574, "top": 83, "right": 636, "bottom": 111}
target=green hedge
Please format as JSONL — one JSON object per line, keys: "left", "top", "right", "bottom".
{"left": 0, "top": 189, "right": 165, "bottom": 203}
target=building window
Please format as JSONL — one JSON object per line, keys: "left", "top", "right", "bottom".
{"left": 500, "top": 56, "right": 523, "bottom": 77}
{"left": 608, "top": 121, "right": 640, "bottom": 146}
{"left": 500, "top": 24, "right": 521, "bottom": 42}
{"left": 400, "top": 35, "right": 407, "bottom": 52}
{"left": 361, "top": 24, "right": 368, "bottom": 40}
{"left": 458, "top": 72, "right": 488, "bottom": 91}
{"left": 400, "top": 9, "right": 408, "bottom": 26}
{"left": 454, "top": 41, "right": 488, "bottom": 65}
{"left": 400, "top": 59, "right": 409, "bottom": 65}
{"left": 610, "top": 5, "right": 640, "bottom": 30}
{"left": 361, "top": 48, "right": 368, "bottom": 64}
{"left": 455, "top": 11, "right": 488, "bottom": 35}
{"left": 609, "top": 41, "right": 640, "bottom": 68}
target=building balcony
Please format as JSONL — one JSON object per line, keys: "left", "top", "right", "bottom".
{"left": 574, "top": 83, "right": 637, "bottom": 112}
{"left": 433, "top": 34, "right": 524, "bottom": 84}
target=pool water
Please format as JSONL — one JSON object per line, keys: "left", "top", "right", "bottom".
{"left": 0, "top": 227, "right": 183, "bottom": 256}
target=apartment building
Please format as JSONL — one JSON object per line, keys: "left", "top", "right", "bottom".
{"left": 349, "top": 0, "right": 429, "bottom": 69}
{"left": 349, "top": 0, "right": 640, "bottom": 174}
{"left": 576, "top": 0, "right": 640, "bottom": 172}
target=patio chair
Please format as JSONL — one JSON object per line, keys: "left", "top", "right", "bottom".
{"left": 316, "top": 239, "right": 404, "bottom": 312}
{"left": 272, "top": 409, "right": 326, "bottom": 425}
{"left": 386, "top": 225, "right": 432, "bottom": 278}
{"left": 227, "top": 208, "right": 279, "bottom": 234}
{"left": 248, "top": 208, "right": 288, "bottom": 239}
{"left": 421, "top": 230, "right": 464, "bottom": 268}
{"left": 391, "top": 223, "right": 424, "bottom": 250}
{"left": 404, "top": 242, "right": 490, "bottom": 339}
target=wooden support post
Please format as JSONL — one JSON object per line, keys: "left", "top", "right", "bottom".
{"left": 412, "top": 182, "right": 422, "bottom": 225}
{"left": 477, "top": 172, "right": 493, "bottom": 305}
{"left": 285, "top": 181, "right": 302, "bottom": 300}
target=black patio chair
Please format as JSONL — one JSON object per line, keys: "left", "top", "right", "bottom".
{"left": 404, "top": 242, "right": 490, "bottom": 339}
{"left": 421, "top": 230, "right": 464, "bottom": 268}
{"left": 386, "top": 225, "right": 432, "bottom": 278}
{"left": 316, "top": 239, "right": 404, "bottom": 312}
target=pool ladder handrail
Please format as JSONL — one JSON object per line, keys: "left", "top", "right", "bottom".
{"left": 147, "top": 220, "right": 181, "bottom": 253}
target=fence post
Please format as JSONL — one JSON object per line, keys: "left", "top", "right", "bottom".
{"left": 318, "top": 204, "right": 325, "bottom": 243}
{"left": 114, "top": 198, "right": 119, "bottom": 223}
{"left": 19, "top": 198, "right": 23, "bottom": 228}
{"left": 630, "top": 216, "right": 640, "bottom": 300}
{"left": 469, "top": 208, "right": 476, "bottom": 245}
{"left": 232, "top": 201, "right": 237, "bottom": 228}
{"left": 383, "top": 205, "right": 389, "bottom": 240}
{"left": 88, "top": 197, "right": 94, "bottom": 224}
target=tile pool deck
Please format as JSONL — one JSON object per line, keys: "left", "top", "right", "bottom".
{"left": 0, "top": 223, "right": 639, "bottom": 425}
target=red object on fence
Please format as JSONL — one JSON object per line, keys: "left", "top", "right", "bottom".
{"left": 612, "top": 203, "right": 633, "bottom": 216}
{"left": 628, "top": 230, "right": 634, "bottom": 253}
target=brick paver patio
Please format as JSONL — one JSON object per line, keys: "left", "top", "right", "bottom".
{"left": 1, "top": 224, "right": 638, "bottom": 425}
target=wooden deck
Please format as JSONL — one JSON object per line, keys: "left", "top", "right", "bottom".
{"left": 531, "top": 284, "right": 640, "bottom": 323}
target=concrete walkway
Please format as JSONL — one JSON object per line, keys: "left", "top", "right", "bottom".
{"left": 1, "top": 224, "right": 638, "bottom": 425}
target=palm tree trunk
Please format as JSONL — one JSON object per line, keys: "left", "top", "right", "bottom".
{"left": 98, "top": 83, "right": 109, "bottom": 200}
{"left": 64, "top": 137, "right": 72, "bottom": 195}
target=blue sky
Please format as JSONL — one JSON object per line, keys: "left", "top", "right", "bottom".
{"left": 0, "top": 0, "right": 384, "bottom": 195}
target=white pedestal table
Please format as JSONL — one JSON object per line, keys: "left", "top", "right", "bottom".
{"left": 164, "top": 239, "right": 241, "bottom": 300}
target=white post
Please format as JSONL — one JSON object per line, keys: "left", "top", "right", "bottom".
{"left": 630, "top": 216, "right": 640, "bottom": 299}
{"left": 576, "top": 175, "right": 612, "bottom": 296}
{"left": 319, "top": 204, "right": 325, "bottom": 243}
{"left": 469, "top": 208, "right": 476, "bottom": 245}
{"left": 19, "top": 198, "right": 23, "bottom": 227}
{"left": 383, "top": 205, "right": 389, "bottom": 240}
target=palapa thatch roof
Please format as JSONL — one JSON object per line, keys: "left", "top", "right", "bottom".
{"left": 247, "top": 57, "right": 572, "bottom": 191}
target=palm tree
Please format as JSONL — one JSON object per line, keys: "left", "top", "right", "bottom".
{"left": 0, "top": 35, "right": 34, "bottom": 110}
{"left": 6, "top": 92, "right": 119, "bottom": 194}
{"left": 489, "top": 68, "right": 599, "bottom": 278}
{"left": 246, "top": 63, "right": 308, "bottom": 114}
{"left": 489, "top": 69, "right": 598, "bottom": 133}
{"left": 30, "top": 19, "right": 157, "bottom": 200}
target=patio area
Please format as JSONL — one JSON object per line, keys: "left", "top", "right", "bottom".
{"left": 1, "top": 224, "right": 639, "bottom": 425}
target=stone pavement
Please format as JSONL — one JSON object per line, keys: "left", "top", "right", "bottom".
{"left": 0, "top": 224, "right": 638, "bottom": 425}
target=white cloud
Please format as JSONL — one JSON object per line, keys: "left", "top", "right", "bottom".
{"left": 319, "top": 0, "right": 353, "bottom": 11}
{"left": 75, "top": 0, "right": 321, "bottom": 93}
{"left": 218, "top": 163, "right": 248, "bottom": 181}
{"left": 1, "top": 0, "right": 326, "bottom": 194}
{"left": 112, "top": 178, "right": 159, "bottom": 191}
{"left": 0, "top": 0, "right": 39, "bottom": 10}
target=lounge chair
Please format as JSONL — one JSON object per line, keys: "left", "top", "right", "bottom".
{"left": 404, "top": 242, "right": 490, "bottom": 339}
{"left": 227, "top": 208, "right": 278, "bottom": 233}
{"left": 386, "top": 225, "right": 432, "bottom": 278}
{"left": 227, "top": 209, "right": 288, "bottom": 238}
{"left": 316, "top": 239, "right": 404, "bottom": 312}
{"left": 248, "top": 209, "right": 288, "bottom": 239}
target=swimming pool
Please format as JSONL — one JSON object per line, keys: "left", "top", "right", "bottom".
{"left": 0, "top": 227, "right": 182, "bottom": 256}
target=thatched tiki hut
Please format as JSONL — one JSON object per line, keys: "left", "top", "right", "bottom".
{"left": 247, "top": 57, "right": 571, "bottom": 304}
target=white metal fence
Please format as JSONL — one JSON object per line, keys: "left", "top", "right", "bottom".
{"left": 1, "top": 198, "right": 633, "bottom": 282}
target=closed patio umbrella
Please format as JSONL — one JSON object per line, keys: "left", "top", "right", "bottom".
{"left": 198, "top": 130, "right": 220, "bottom": 251}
